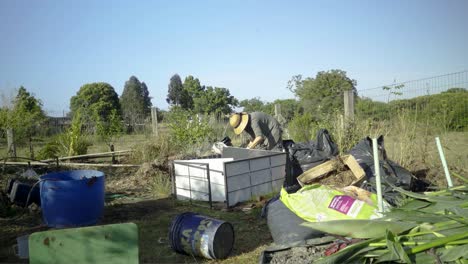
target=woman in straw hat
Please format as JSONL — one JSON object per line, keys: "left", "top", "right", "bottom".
{"left": 229, "top": 112, "right": 283, "bottom": 151}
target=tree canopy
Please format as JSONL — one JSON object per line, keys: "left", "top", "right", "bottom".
{"left": 166, "top": 74, "right": 184, "bottom": 106}
{"left": 120, "top": 76, "right": 152, "bottom": 128}
{"left": 180, "top": 75, "right": 203, "bottom": 110}
{"left": 0, "top": 86, "right": 45, "bottom": 142}
{"left": 288, "top": 69, "right": 357, "bottom": 117}
{"left": 193, "top": 86, "right": 238, "bottom": 115}
{"left": 70, "top": 82, "right": 121, "bottom": 128}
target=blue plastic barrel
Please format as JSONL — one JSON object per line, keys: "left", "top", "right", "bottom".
{"left": 40, "top": 170, "right": 105, "bottom": 228}
{"left": 168, "top": 212, "right": 235, "bottom": 259}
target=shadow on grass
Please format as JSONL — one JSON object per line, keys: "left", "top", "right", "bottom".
{"left": 102, "top": 197, "right": 272, "bottom": 263}
{"left": 0, "top": 197, "right": 271, "bottom": 263}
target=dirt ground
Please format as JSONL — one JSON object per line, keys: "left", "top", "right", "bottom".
{"left": 0, "top": 165, "right": 272, "bottom": 264}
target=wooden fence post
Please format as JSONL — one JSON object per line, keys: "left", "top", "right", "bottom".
{"left": 344, "top": 90, "right": 355, "bottom": 121}
{"left": 151, "top": 107, "right": 159, "bottom": 136}
{"left": 7, "top": 129, "right": 16, "bottom": 158}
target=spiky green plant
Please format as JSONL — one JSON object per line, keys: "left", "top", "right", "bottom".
{"left": 304, "top": 182, "right": 468, "bottom": 263}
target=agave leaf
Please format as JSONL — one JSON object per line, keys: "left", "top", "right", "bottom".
{"left": 439, "top": 244, "right": 468, "bottom": 262}
{"left": 313, "top": 238, "right": 379, "bottom": 264}
{"left": 419, "top": 200, "right": 468, "bottom": 214}
{"left": 392, "top": 185, "right": 464, "bottom": 203}
{"left": 409, "top": 226, "right": 468, "bottom": 241}
{"left": 451, "top": 172, "right": 468, "bottom": 183}
{"left": 409, "top": 251, "right": 440, "bottom": 263}
{"left": 397, "top": 199, "right": 431, "bottom": 211}
{"left": 385, "top": 230, "right": 412, "bottom": 264}
{"left": 448, "top": 207, "right": 468, "bottom": 219}
{"left": 302, "top": 220, "right": 417, "bottom": 239}
{"left": 384, "top": 209, "right": 453, "bottom": 223}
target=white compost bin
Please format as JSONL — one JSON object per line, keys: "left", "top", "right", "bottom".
{"left": 173, "top": 147, "right": 287, "bottom": 207}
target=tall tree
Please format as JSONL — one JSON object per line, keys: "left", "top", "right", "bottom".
{"left": 288, "top": 69, "right": 357, "bottom": 117}
{"left": 193, "top": 86, "right": 238, "bottom": 115}
{"left": 120, "top": 76, "right": 152, "bottom": 130}
{"left": 12, "top": 87, "right": 45, "bottom": 140}
{"left": 70, "top": 82, "right": 121, "bottom": 130}
{"left": 166, "top": 74, "right": 184, "bottom": 106}
{"left": 181, "top": 75, "right": 203, "bottom": 110}
{"left": 239, "top": 97, "right": 266, "bottom": 113}
{"left": 141, "top": 82, "right": 152, "bottom": 116}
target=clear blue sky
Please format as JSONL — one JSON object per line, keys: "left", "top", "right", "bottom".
{"left": 1, "top": 0, "right": 467, "bottom": 116}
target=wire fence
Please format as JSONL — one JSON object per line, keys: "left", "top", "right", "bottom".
{"left": 355, "top": 71, "right": 468, "bottom": 133}
{"left": 358, "top": 71, "right": 468, "bottom": 102}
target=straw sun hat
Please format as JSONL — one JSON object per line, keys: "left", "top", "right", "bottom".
{"left": 229, "top": 112, "right": 249, "bottom": 135}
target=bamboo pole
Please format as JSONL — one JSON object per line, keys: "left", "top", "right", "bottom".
{"left": 372, "top": 138, "right": 384, "bottom": 213}
{"left": 435, "top": 137, "right": 453, "bottom": 188}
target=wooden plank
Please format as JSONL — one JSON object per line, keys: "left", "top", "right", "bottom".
{"left": 343, "top": 154, "right": 366, "bottom": 185}
{"left": 297, "top": 159, "right": 340, "bottom": 186}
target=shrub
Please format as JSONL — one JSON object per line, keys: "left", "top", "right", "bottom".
{"left": 165, "top": 107, "right": 215, "bottom": 151}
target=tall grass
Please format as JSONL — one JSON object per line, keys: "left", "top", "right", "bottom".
{"left": 287, "top": 109, "right": 453, "bottom": 170}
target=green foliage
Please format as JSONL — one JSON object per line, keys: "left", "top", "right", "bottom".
{"left": 442, "top": 87, "right": 467, "bottom": 94}
{"left": 120, "top": 76, "right": 152, "bottom": 130}
{"left": 36, "top": 141, "right": 60, "bottom": 160}
{"left": 288, "top": 112, "right": 316, "bottom": 142}
{"left": 166, "top": 107, "right": 215, "bottom": 151}
{"left": 61, "top": 111, "right": 91, "bottom": 156}
{"left": 0, "top": 87, "right": 46, "bottom": 144}
{"left": 312, "top": 185, "right": 468, "bottom": 263}
{"left": 288, "top": 69, "right": 357, "bottom": 118}
{"left": 269, "top": 99, "right": 302, "bottom": 121}
{"left": 168, "top": 74, "right": 238, "bottom": 115}
{"left": 95, "top": 108, "right": 123, "bottom": 150}
{"left": 388, "top": 90, "right": 466, "bottom": 131}
{"left": 356, "top": 97, "right": 390, "bottom": 120}
{"left": 129, "top": 134, "right": 172, "bottom": 164}
{"left": 239, "top": 97, "right": 266, "bottom": 112}
{"left": 180, "top": 75, "right": 203, "bottom": 110}
{"left": 166, "top": 74, "right": 184, "bottom": 106}
{"left": 240, "top": 98, "right": 301, "bottom": 121}
{"left": 70, "top": 82, "right": 121, "bottom": 131}
{"left": 193, "top": 86, "right": 238, "bottom": 115}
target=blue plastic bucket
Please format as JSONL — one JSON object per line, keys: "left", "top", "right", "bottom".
{"left": 169, "top": 212, "right": 235, "bottom": 259}
{"left": 40, "top": 170, "right": 105, "bottom": 228}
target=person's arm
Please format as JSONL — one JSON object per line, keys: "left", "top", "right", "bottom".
{"left": 247, "top": 136, "right": 264, "bottom": 149}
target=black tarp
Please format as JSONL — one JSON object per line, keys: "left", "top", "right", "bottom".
{"left": 348, "top": 136, "right": 415, "bottom": 205}
{"left": 284, "top": 129, "right": 339, "bottom": 188}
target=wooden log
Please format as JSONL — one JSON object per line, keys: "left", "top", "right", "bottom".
{"left": 2, "top": 161, "right": 49, "bottom": 166}
{"left": 297, "top": 159, "right": 341, "bottom": 186}
{"left": 59, "top": 162, "right": 140, "bottom": 168}
{"left": 2, "top": 161, "right": 140, "bottom": 168}
{"left": 342, "top": 154, "right": 366, "bottom": 185}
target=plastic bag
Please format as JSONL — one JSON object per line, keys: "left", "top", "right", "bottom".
{"left": 280, "top": 184, "right": 389, "bottom": 222}
{"left": 348, "top": 136, "right": 414, "bottom": 205}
